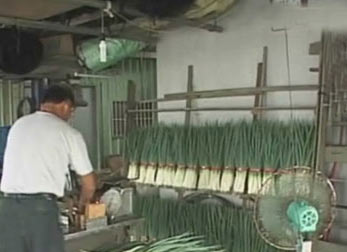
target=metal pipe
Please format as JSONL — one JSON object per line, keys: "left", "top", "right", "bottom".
{"left": 59, "top": 0, "right": 107, "bottom": 9}
{"left": 58, "top": 0, "right": 115, "bottom": 19}
{"left": 0, "top": 16, "right": 103, "bottom": 36}
{"left": 127, "top": 106, "right": 316, "bottom": 113}
{"left": 334, "top": 204, "right": 347, "bottom": 210}
{"left": 73, "top": 72, "right": 116, "bottom": 79}
{"left": 0, "top": 15, "right": 157, "bottom": 43}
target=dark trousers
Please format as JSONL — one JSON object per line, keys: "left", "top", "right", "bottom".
{"left": 0, "top": 195, "right": 65, "bottom": 252}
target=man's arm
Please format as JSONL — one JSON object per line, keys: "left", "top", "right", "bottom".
{"left": 78, "top": 172, "right": 97, "bottom": 212}
{"left": 68, "top": 131, "right": 96, "bottom": 211}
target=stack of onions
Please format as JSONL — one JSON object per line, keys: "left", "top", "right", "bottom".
{"left": 182, "top": 127, "right": 199, "bottom": 189}
{"left": 197, "top": 126, "right": 211, "bottom": 190}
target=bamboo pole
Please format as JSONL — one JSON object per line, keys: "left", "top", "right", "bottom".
{"left": 164, "top": 84, "right": 319, "bottom": 100}
{"left": 185, "top": 66, "right": 194, "bottom": 126}
{"left": 137, "top": 84, "right": 318, "bottom": 104}
{"left": 128, "top": 106, "right": 316, "bottom": 113}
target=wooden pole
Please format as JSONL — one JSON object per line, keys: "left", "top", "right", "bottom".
{"left": 253, "top": 62, "right": 264, "bottom": 120}
{"left": 128, "top": 106, "right": 316, "bottom": 113}
{"left": 185, "top": 66, "right": 194, "bottom": 126}
{"left": 164, "top": 84, "right": 318, "bottom": 100}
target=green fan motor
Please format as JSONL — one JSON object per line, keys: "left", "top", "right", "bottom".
{"left": 287, "top": 201, "right": 319, "bottom": 233}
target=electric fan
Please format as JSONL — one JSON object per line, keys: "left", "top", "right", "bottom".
{"left": 254, "top": 167, "right": 336, "bottom": 251}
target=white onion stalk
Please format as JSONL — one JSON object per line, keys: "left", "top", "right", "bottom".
{"left": 182, "top": 166, "right": 198, "bottom": 189}
{"left": 247, "top": 170, "right": 262, "bottom": 195}
{"left": 233, "top": 167, "right": 247, "bottom": 193}
{"left": 220, "top": 167, "right": 234, "bottom": 192}
{"left": 144, "top": 162, "right": 157, "bottom": 185}
{"left": 198, "top": 166, "right": 210, "bottom": 190}
{"left": 209, "top": 167, "right": 222, "bottom": 191}
{"left": 166, "top": 164, "right": 177, "bottom": 187}
{"left": 261, "top": 169, "right": 276, "bottom": 195}
{"left": 127, "top": 162, "right": 139, "bottom": 180}
{"left": 255, "top": 171, "right": 263, "bottom": 194}
{"left": 173, "top": 165, "right": 186, "bottom": 188}
{"left": 136, "top": 163, "right": 147, "bottom": 184}
{"left": 161, "top": 164, "right": 170, "bottom": 186}
{"left": 162, "top": 164, "right": 175, "bottom": 187}
{"left": 155, "top": 164, "right": 166, "bottom": 186}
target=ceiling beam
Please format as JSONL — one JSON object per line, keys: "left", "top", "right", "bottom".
{"left": 0, "top": 15, "right": 102, "bottom": 36}
{"left": 0, "top": 15, "right": 158, "bottom": 43}
{"left": 69, "top": 11, "right": 101, "bottom": 26}
{"left": 58, "top": 0, "right": 106, "bottom": 9}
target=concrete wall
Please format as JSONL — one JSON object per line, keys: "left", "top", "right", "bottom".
{"left": 156, "top": 0, "right": 347, "bottom": 245}
{"left": 157, "top": 0, "right": 347, "bottom": 123}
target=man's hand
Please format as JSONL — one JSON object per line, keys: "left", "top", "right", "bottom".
{"left": 78, "top": 172, "right": 97, "bottom": 213}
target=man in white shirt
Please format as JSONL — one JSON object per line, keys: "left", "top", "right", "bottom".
{"left": 0, "top": 84, "right": 96, "bottom": 252}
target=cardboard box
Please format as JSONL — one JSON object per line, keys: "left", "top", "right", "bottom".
{"left": 85, "top": 203, "right": 106, "bottom": 220}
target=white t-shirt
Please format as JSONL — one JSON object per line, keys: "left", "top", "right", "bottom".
{"left": 0, "top": 111, "right": 93, "bottom": 197}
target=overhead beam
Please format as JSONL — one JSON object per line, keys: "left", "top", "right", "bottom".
{"left": 58, "top": 0, "right": 106, "bottom": 9}
{"left": 0, "top": 15, "right": 103, "bottom": 36}
{"left": 69, "top": 11, "right": 101, "bottom": 26}
{"left": 0, "top": 15, "right": 158, "bottom": 43}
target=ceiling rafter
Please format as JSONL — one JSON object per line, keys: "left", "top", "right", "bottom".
{"left": 0, "top": 15, "right": 158, "bottom": 43}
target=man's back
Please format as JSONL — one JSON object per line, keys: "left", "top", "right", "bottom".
{"left": 0, "top": 84, "right": 96, "bottom": 252}
{"left": 1, "top": 111, "right": 92, "bottom": 197}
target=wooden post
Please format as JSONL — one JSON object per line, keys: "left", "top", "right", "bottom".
{"left": 261, "top": 46, "right": 268, "bottom": 107}
{"left": 253, "top": 63, "right": 263, "bottom": 120}
{"left": 314, "top": 32, "right": 329, "bottom": 174}
{"left": 253, "top": 46, "right": 268, "bottom": 120}
{"left": 185, "top": 65, "right": 194, "bottom": 126}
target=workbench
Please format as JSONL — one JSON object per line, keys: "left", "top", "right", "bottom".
{"left": 65, "top": 216, "right": 144, "bottom": 252}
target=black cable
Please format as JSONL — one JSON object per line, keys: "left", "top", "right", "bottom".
{"left": 183, "top": 192, "right": 234, "bottom": 207}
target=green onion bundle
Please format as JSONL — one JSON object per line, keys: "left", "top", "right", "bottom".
{"left": 197, "top": 126, "right": 212, "bottom": 190}
{"left": 208, "top": 124, "right": 225, "bottom": 191}
{"left": 233, "top": 121, "right": 249, "bottom": 193}
{"left": 144, "top": 127, "right": 160, "bottom": 185}
{"left": 90, "top": 233, "right": 224, "bottom": 252}
{"left": 126, "top": 120, "right": 315, "bottom": 194}
{"left": 133, "top": 194, "right": 281, "bottom": 252}
{"left": 247, "top": 121, "right": 265, "bottom": 194}
{"left": 220, "top": 123, "right": 236, "bottom": 192}
{"left": 182, "top": 127, "right": 199, "bottom": 189}
{"left": 126, "top": 128, "right": 144, "bottom": 180}
{"left": 172, "top": 126, "right": 187, "bottom": 187}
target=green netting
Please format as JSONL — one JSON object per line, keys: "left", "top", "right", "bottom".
{"left": 77, "top": 38, "right": 146, "bottom": 72}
